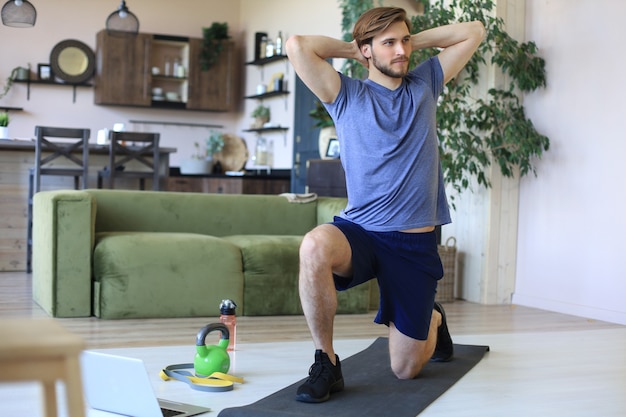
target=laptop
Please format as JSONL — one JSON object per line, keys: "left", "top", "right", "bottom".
{"left": 81, "top": 351, "right": 211, "bottom": 417}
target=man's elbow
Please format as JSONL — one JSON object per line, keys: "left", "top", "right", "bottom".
{"left": 285, "top": 35, "right": 304, "bottom": 59}
{"left": 471, "top": 20, "right": 486, "bottom": 42}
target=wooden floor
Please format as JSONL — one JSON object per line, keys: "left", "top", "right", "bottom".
{"left": 0, "top": 271, "right": 621, "bottom": 348}
{"left": 2, "top": 271, "right": 625, "bottom": 417}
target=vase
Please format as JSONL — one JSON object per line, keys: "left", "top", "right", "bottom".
{"left": 252, "top": 116, "right": 269, "bottom": 129}
{"left": 0, "top": 126, "right": 8, "bottom": 139}
{"left": 318, "top": 126, "right": 337, "bottom": 159}
{"left": 180, "top": 158, "right": 212, "bottom": 175}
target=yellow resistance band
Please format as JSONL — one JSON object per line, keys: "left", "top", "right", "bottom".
{"left": 160, "top": 363, "right": 244, "bottom": 392}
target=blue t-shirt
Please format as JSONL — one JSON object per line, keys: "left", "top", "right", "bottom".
{"left": 324, "top": 56, "right": 451, "bottom": 232}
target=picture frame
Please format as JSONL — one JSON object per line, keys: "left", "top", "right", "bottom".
{"left": 38, "top": 63, "right": 52, "bottom": 81}
{"left": 325, "top": 138, "right": 340, "bottom": 159}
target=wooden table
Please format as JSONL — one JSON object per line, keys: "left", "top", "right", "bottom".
{"left": 0, "top": 318, "right": 85, "bottom": 417}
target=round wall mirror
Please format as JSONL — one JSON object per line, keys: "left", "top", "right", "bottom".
{"left": 50, "top": 39, "right": 95, "bottom": 84}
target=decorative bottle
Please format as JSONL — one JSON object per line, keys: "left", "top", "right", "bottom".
{"left": 259, "top": 36, "right": 268, "bottom": 59}
{"left": 255, "top": 137, "right": 268, "bottom": 166}
{"left": 275, "top": 31, "right": 283, "bottom": 56}
{"left": 265, "top": 39, "right": 275, "bottom": 58}
{"left": 219, "top": 299, "right": 237, "bottom": 351}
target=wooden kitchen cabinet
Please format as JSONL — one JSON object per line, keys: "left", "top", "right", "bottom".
{"left": 94, "top": 30, "right": 237, "bottom": 111}
{"left": 187, "top": 39, "right": 237, "bottom": 111}
{"left": 95, "top": 31, "right": 152, "bottom": 106}
{"left": 167, "top": 175, "right": 290, "bottom": 194}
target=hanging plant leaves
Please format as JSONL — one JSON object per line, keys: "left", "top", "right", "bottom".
{"left": 200, "top": 22, "right": 230, "bottom": 71}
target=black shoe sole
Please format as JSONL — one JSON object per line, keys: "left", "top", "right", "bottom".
{"left": 295, "top": 378, "right": 344, "bottom": 403}
{"left": 431, "top": 302, "right": 453, "bottom": 362}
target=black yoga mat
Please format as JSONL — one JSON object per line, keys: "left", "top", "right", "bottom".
{"left": 219, "top": 337, "right": 490, "bottom": 417}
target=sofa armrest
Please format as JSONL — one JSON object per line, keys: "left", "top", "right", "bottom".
{"left": 32, "top": 190, "right": 95, "bottom": 317}
{"left": 316, "top": 197, "right": 348, "bottom": 225}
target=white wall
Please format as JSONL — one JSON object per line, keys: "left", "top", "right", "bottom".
{"left": 515, "top": 0, "right": 626, "bottom": 325}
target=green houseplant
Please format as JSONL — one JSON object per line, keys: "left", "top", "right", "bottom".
{"left": 200, "top": 22, "right": 230, "bottom": 71}
{"left": 335, "top": 0, "right": 549, "bottom": 199}
{"left": 206, "top": 130, "right": 225, "bottom": 157}
{"left": 309, "top": 100, "right": 334, "bottom": 129}
{"left": 251, "top": 104, "right": 270, "bottom": 128}
{"left": 182, "top": 131, "right": 226, "bottom": 174}
{"left": 0, "top": 111, "right": 9, "bottom": 139}
{"left": 0, "top": 65, "right": 29, "bottom": 100}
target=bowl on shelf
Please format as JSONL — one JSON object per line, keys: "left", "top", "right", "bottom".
{"left": 165, "top": 92, "right": 179, "bottom": 101}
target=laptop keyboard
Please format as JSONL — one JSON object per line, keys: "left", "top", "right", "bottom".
{"left": 161, "top": 407, "right": 185, "bottom": 417}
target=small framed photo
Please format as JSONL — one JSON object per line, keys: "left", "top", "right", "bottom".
{"left": 325, "top": 138, "right": 340, "bottom": 159}
{"left": 38, "top": 64, "right": 52, "bottom": 81}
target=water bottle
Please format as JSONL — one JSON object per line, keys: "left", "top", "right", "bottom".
{"left": 219, "top": 299, "right": 237, "bottom": 351}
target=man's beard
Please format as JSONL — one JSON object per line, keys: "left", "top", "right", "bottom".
{"left": 371, "top": 54, "right": 409, "bottom": 78}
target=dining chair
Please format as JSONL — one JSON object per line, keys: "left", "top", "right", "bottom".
{"left": 27, "top": 126, "right": 91, "bottom": 273}
{"left": 97, "top": 131, "right": 161, "bottom": 191}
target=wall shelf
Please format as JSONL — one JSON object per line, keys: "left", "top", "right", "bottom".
{"left": 129, "top": 119, "right": 224, "bottom": 129}
{"left": 243, "top": 126, "right": 288, "bottom": 133}
{"left": 13, "top": 79, "right": 92, "bottom": 103}
{"left": 245, "top": 55, "right": 288, "bottom": 66}
{"left": 244, "top": 90, "right": 290, "bottom": 100}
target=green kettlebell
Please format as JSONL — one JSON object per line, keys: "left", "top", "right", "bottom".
{"left": 194, "top": 323, "right": 231, "bottom": 377}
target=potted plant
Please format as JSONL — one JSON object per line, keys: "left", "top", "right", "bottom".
{"left": 309, "top": 100, "right": 334, "bottom": 128}
{"left": 200, "top": 22, "right": 230, "bottom": 71}
{"left": 180, "top": 141, "right": 211, "bottom": 175}
{"left": 0, "top": 112, "right": 8, "bottom": 139}
{"left": 180, "top": 132, "right": 226, "bottom": 175}
{"left": 0, "top": 65, "right": 30, "bottom": 100}
{"left": 206, "top": 130, "right": 225, "bottom": 173}
{"left": 206, "top": 130, "right": 225, "bottom": 158}
{"left": 251, "top": 104, "right": 270, "bottom": 129}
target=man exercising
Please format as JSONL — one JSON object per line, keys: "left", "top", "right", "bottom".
{"left": 286, "top": 7, "right": 484, "bottom": 403}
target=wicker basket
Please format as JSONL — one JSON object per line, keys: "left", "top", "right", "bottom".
{"left": 435, "top": 237, "right": 457, "bottom": 303}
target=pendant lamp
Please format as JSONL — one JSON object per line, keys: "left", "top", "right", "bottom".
{"left": 1, "top": 0, "right": 37, "bottom": 28}
{"left": 106, "top": 0, "right": 139, "bottom": 33}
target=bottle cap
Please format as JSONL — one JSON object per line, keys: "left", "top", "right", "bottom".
{"left": 220, "top": 299, "right": 237, "bottom": 315}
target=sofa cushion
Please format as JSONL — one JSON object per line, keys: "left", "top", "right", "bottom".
{"left": 86, "top": 190, "right": 319, "bottom": 237}
{"left": 225, "top": 235, "right": 371, "bottom": 316}
{"left": 224, "top": 235, "right": 303, "bottom": 315}
{"left": 93, "top": 232, "right": 244, "bottom": 319}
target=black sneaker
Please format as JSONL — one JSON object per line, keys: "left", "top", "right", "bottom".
{"left": 295, "top": 350, "right": 344, "bottom": 403}
{"left": 431, "top": 302, "right": 454, "bottom": 362}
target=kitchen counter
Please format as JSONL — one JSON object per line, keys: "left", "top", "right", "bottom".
{"left": 0, "top": 138, "right": 177, "bottom": 154}
{"left": 166, "top": 168, "right": 291, "bottom": 196}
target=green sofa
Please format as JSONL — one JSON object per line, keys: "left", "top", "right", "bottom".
{"left": 32, "top": 189, "right": 371, "bottom": 319}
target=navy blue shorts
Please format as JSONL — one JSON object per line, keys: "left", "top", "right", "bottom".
{"left": 331, "top": 216, "right": 443, "bottom": 340}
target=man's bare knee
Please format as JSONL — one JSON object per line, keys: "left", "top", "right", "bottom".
{"left": 299, "top": 225, "right": 351, "bottom": 277}
{"left": 388, "top": 322, "right": 431, "bottom": 380}
{"left": 391, "top": 357, "right": 424, "bottom": 380}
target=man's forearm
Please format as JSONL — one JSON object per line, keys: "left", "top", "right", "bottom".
{"left": 411, "top": 21, "right": 485, "bottom": 52}
{"left": 411, "top": 21, "right": 485, "bottom": 83}
{"left": 287, "top": 35, "right": 360, "bottom": 61}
